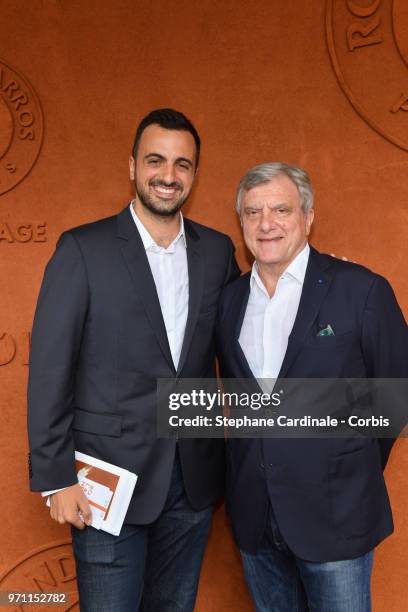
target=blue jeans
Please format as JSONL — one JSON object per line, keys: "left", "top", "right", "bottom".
{"left": 241, "top": 506, "right": 374, "bottom": 612}
{"left": 71, "top": 450, "right": 212, "bottom": 611}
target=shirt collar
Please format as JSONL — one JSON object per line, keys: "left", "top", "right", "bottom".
{"left": 251, "top": 243, "right": 310, "bottom": 292}
{"left": 129, "top": 201, "right": 187, "bottom": 252}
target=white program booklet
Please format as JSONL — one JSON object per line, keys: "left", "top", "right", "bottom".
{"left": 48, "top": 452, "right": 138, "bottom": 536}
{"left": 75, "top": 451, "right": 138, "bottom": 536}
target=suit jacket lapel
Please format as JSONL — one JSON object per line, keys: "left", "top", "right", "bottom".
{"left": 176, "top": 220, "right": 204, "bottom": 376}
{"left": 117, "top": 206, "right": 175, "bottom": 372}
{"left": 279, "top": 247, "right": 332, "bottom": 377}
{"left": 230, "top": 274, "right": 255, "bottom": 379}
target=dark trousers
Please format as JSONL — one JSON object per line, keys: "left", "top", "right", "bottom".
{"left": 72, "top": 451, "right": 212, "bottom": 611}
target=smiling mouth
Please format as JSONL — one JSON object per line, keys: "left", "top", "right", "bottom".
{"left": 150, "top": 183, "right": 181, "bottom": 199}
{"left": 258, "top": 236, "right": 284, "bottom": 242}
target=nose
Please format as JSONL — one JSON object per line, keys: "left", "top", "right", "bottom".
{"left": 160, "top": 163, "right": 177, "bottom": 185}
{"left": 259, "top": 209, "right": 278, "bottom": 232}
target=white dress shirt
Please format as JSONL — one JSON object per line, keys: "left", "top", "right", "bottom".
{"left": 239, "top": 244, "right": 310, "bottom": 381}
{"left": 43, "top": 203, "right": 189, "bottom": 498}
{"left": 129, "top": 202, "right": 189, "bottom": 369}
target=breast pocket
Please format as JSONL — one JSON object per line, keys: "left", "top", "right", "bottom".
{"left": 304, "top": 330, "right": 355, "bottom": 349}
{"left": 298, "top": 329, "right": 365, "bottom": 378}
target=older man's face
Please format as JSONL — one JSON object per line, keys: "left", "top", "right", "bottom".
{"left": 241, "top": 174, "right": 314, "bottom": 272}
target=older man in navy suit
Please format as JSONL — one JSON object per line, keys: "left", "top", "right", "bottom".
{"left": 217, "top": 162, "right": 407, "bottom": 611}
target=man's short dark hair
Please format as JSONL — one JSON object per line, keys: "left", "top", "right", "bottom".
{"left": 132, "top": 108, "right": 201, "bottom": 168}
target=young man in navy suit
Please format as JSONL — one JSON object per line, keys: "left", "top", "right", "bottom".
{"left": 217, "top": 162, "right": 407, "bottom": 611}
{"left": 28, "top": 109, "right": 239, "bottom": 611}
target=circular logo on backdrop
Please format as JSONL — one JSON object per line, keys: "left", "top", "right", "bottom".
{"left": 0, "top": 540, "right": 78, "bottom": 610}
{"left": 0, "top": 60, "right": 44, "bottom": 195}
{"left": 326, "top": 0, "right": 408, "bottom": 151}
{"left": 0, "top": 332, "right": 16, "bottom": 365}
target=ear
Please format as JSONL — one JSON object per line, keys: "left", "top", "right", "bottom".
{"left": 129, "top": 156, "right": 136, "bottom": 180}
{"left": 305, "top": 208, "right": 314, "bottom": 235}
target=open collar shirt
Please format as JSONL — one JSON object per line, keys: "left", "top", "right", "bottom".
{"left": 239, "top": 244, "right": 310, "bottom": 381}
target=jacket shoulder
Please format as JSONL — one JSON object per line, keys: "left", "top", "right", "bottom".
{"left": 65, "top": 214, "right": 117, "bottom": 239}
{"left": 220, "top": 270, "right": 250, "bottom": 305}
{"left": 184, "top": 218, "right": 233, "bottom": 246}
{"left": 317, "top": 250, "right": 386, "bottom": 289}
{"left": 54, "top": 214, "right": 119, "bottom": 255}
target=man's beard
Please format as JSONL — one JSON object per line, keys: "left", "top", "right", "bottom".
{"left": 135, "top": 179, "right": 190, "bottom": 218}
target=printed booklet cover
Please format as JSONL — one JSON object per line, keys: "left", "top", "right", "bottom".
{"left": 75, "top": 451, "right": 138, "bottom": 535}
{"left": 46, "top": 452, "right": 138, "bottom": 535}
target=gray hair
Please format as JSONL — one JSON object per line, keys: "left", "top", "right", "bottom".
{"left": 236, "top": 162, "right": 314, "bottom": 216}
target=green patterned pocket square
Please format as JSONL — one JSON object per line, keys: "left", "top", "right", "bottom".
{"left": 317, "top": 324, "right": 335, "bottom": 337}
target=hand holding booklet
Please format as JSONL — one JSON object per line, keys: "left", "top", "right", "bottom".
{"left": 46, "top": 451, "right": 138, "bottom": 536}
{"left": 75, "top": 451, "right": 138, "bottom": 535}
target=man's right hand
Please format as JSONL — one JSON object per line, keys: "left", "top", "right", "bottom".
{"left": 49, "top": 483, "right": 92, "bottom": 530}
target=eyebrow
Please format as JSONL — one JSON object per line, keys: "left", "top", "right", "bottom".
{"left": 144, "top": 153, "right": 194, "bottom": 168}
{"left": 144, "top": 153, "right": 165, "bottom": 161}
{"left": 176, "top": 157, "right": 194, "bottom": 167}
{"left": 244, "top": 202, "right": 290, "bottom": 208}
{"left": 270, "top": 202, "right": 291, "bottom": 209}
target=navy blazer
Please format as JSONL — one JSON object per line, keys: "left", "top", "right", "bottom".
{"left": 217, "top": 246, "right": 408, "bottom": 561}
{"left": 28, "top": 205, "right": 239, "bottom": 523}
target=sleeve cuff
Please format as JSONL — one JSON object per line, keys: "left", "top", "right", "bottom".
{"left": 41, "top": 487, "right": 67, "bottom": 497}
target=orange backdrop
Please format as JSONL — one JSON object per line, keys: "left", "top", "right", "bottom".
{"left": 0, "top": 1, "right": 407, "bottom": 609}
